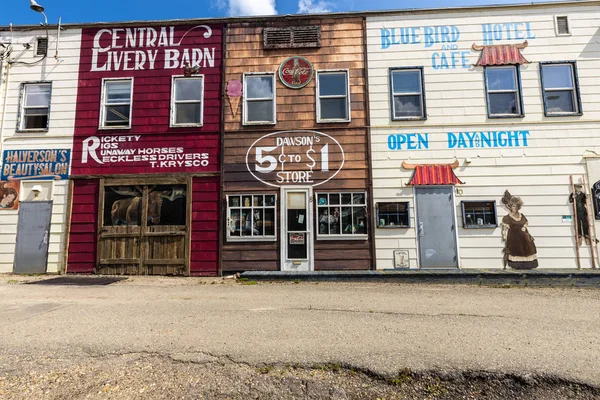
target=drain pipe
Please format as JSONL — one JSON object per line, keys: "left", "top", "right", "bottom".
{"left": 0, "top": 27, "right": 13, "bottom": 156}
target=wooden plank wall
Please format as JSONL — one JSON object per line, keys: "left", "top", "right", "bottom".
{"left": 191, "top": 177, "right": 220, "bottom": 276}
{"left": 66, "top": 179, "right": 99, "bottom": 273}
{"left": 222, "top": 17, "right": 372, "bottom": 272}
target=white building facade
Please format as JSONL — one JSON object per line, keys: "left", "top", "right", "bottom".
{"left": 366, "top": 1, "right": 600, "bottom": 270}
{"left": 0, "top": 23, "right": 81, "bottom": 273}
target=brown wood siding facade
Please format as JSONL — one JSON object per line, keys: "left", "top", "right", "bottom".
{"left": 222, "top": 17, "right": 372, "bottom": 272}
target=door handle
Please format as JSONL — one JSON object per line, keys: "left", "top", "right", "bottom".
{"left": 43, "top": 231, "right": 48, "bottom": 245}
{"left": 419, "top": 222, "right": 424, "bottom": 237}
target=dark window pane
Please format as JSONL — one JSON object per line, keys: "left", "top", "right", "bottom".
{"left": 545, "top": 90, "right": 575, "bottom": 113}
{"left": 241, "top": 209, "right": 252, "bottom": 236}
{"left": 229, "top": 196, "right": 240, "bottom": 207}
{"left": 229, "top": 209, "right": 241, "bottom": 236}
{"left": 341, "top": 193, "right": 352, "bottom": 204}
{"left": 486, "top": 67, "right": 516, "bottom": 91}
{"left": 175, "top": 103, "right": 201, "bottom": 124}
{"left": 147, "top": 185, "right": 187, "bottom": 226}
{"left": 489, "top": 93, "right": 519, "bottom": 115}
{"left": 288, "top": 233, "right": 307, "bottom": 259}
{"left": 247, "top": 100, "right": 274, "bottom": 122}
{"left": 462, "top": 201, "right": 497, "bottom": 228}
{"left": 246, "top": 76, "right": 273, "bottom": 99}
{"left": 353, "top": 207, "right": 367, "bottom": 234}
{"left": 253, "top": 195, "right": 263, "bottom": 207}
{"left": 105, "top": 105, "right": 130, "bottom": 125}
{"left": 378, "top": 202, "right": 409, "bottom": 227}
{"left": 104, "top": 186, "right": 142, "bottom": 226}
{"left": 252, "top": 209, "right": 264, "bottom": 236}
{"left": 242, "top": 196, "right": 252, "bottom": 207}
{"left": 542, "top": 65, "right": 574, "bottom": 89}
{"left": 265, "top": 195, "right": 276, "bottom": 206}
{"left": 317, "top": 194, "right": 328, "bottom": 205}
{"left": 329, "top": 207, "right": 341, "bottom": 234}
{"left": 394, "top": 95, "right": 422, "bottom": 117}
{"left": 318, "top": 208, "right": 330, "bottom": 234}
{"left": 320, "top": 98, "right": 347, "bottom": 120}
{"left": 24, "top": 115, "right": 48, "bottom": 129}
{"left": 319, "top": 73, "right": 347, "bottom": 96}
{"left": 392, "top": 70, "right": 421, "bottom": 93}
{"left": 352, "top": 193, "right": 365, "bottom": 205}
{"left": 341, "top": 207, "right": 352, "bottom": 234}
{"left": 175, "top": 79, "right": 202, "bottom": 101}
{"left": 329, "top": 193, "right": 340, "bottom": 205}
{"left": 264, "top": 208, "right": 275, "bottom": 236}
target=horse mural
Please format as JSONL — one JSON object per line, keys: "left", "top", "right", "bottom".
{"left": 109, "top": 187, "right": 186, "bottom": 226}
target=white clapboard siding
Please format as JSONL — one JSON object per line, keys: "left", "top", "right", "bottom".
{"left": 0, "top": 28, "right": 81, "bottom": 273}
{"left": 367, "top": 2, "right": 600, "bottom": 270}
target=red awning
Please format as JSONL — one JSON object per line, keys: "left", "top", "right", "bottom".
{"left": 473, "top": 41, "right": 529, "bottom": 66}
{"left": 407, "top": 165, "right": 464, "bottom": 186}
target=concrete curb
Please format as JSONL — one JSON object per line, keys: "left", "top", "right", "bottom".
{"left": 240, "top": 269, "right": 600, "bottom": 287}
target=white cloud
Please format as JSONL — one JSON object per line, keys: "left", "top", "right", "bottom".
{"left": 298, "top": 0, "right": 332, "bottom": 13}
{"left": 224, "top": 0, "right": 277, "bottom": 16}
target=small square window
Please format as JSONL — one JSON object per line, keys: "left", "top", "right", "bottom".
{"left": 19, "top": 82, "right": 51, "bottom": 131}
{"left": 461, "top": 201, "right": 497, "bottom": 228}
{"left": 540, "top": 62, "right": 582, "bottom": 116}
{"left": 317, "top": 192, "right": 367, "bottom": 238}
{"left": 100, "top": 78, "right": 133, "bottom": 128}
{"left": 35, "top": 37, "right": 48, "bottom": 57}
{"left": 227, "top": 194, "right": 277, "bottom": 241}
{"left": 171, "top": 76, "right": 204, "bottom": 127}
{"left": 555, "top": 16, "right": 570, "bottom": 36}
{"left": 376, "top": 202, "right": 410, "bottom": 228}
{"left": 316, "top": 70, "right": 350, "bottom": 123}
{"left": 243, "top": 73, "right": 276, "bottom": 125}
{"left": 390, "top": 68, "right": 426, "bottom": 120}
{"left": 484, "top": 66, "right": 523, "bottom": 118}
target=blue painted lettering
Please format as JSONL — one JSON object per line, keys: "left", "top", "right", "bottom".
{"left": 387, "top": 134, "right": 429, "bottom": 150}
{"left": 381, "top": 28, "right": 391, "bottom": 49}
{"left": 411, "top": 27, "right": 420, "bottom": 44}
{"left": 424, "top": 26, "right": 435, "bottom": 48}
{"left": 418, "top": 134, "right": 429, "bottom": 149}
{"left": 387, "top": 134, "right": 397, "bottom": 150}
{"left": 526, "top": 22, "right": 536, "bottom": 39}
{"left": 481, "top": 22, "right": 535, "bottom": 44}
{"left": 445, "top": 131, "right": 530, "bottom": 149}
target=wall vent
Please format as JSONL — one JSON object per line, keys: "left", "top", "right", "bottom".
{"left": 36, "top": 37, "right": 48, "bottom": 56}
{"left": 555, "top": 16, "right": 570, "bottom": 35}
{"left": 263, "top": 26, "right": 321, "bottom": 49}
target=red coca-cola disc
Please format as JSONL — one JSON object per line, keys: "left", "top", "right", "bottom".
{"left": 278, "top": 56, "right": 313, "bottom": 89}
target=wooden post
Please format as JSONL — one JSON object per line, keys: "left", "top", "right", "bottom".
{"left": 582, "top": 175, "right": 597, "bottom": 269}
{"left": 570, "top": 175, "right": 582, "bottom": 270}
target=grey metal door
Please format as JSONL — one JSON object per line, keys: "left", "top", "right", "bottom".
{"left": 415, "top": 187, "right": 458, "bottom": 268}
{"left": 14, "top": 201, "right": 53, "bottom": 274}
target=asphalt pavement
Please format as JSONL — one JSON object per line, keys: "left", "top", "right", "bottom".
{"left": 1, "top": 275, "right": 599, "bottom": 387}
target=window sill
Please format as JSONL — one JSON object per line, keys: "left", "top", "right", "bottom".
{"left": 170, "top": 123, "right": 204, "bottom": 128}
{"left": 487, "top": 114, "right": 524, "bottom": 119}
{"left": 16, "top": 128, "right": 49, "bottom": 133}
{"left": 316, "top": 235, "right": 368, "bottom": 241}
{"left": 227, "top": 237, "right": 277, "bottom": 242}
{"left": 391, "top": 116, "right": 426, "bottom": 121}
{"left": 316, "top": 119, "right": 351, "bottom": 124}
{"left": 544, "top": 112, "right": 583, "bottom": 117}
{"left": 463, "top": 225, "right": 498, "bottom": 229}
{"left": 377, "top": 225, "right": 410, "bottom": 229}
{"left": 99, "top": 125, "right": 131, "bottom": 130}
{"left": 243, "top": 121, "right": 276, "bottom": 126}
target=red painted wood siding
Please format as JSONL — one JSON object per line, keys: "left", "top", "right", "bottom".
{"left": 67, "top": 180, "right": 99, "bottom": 273}
{"left": 190, "top": 177, "right": 220, "bottom": 276}
{"left": 71, "top": 24, "right": 223, "bottom": 176}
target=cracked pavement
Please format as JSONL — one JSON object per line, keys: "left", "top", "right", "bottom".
{"left": 1, "top": 276, "right": 599, "bottom": 389}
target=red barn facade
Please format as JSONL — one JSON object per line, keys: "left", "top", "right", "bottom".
{"left": 67, "top": 23, "right": 223, "bottom": 276}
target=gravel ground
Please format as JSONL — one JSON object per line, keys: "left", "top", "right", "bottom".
{"left": 1, "top": 353, "right": 599, "bottom": 400}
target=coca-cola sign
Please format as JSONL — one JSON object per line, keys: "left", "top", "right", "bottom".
{"left": 246, "top": 130, "right": 345, "bottom": 187}
{"left": 278, "top": 56, "right": 313, "bottom": 89}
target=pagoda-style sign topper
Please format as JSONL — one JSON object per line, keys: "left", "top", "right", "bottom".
{"left": 402, "top": 160, "right": 464, "bottom": 186}
{"left": 278, "top": 56, "right": 313, "bottom": 89}
{"left": 472, "top": 41, "right": 529, "bottom": 66}
{"left": 246, "top": 130, "right": 344, "bottom": 187}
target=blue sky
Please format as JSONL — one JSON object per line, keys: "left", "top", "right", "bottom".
{"left": 3, "top": 0, "right": 562, "bottom": 26}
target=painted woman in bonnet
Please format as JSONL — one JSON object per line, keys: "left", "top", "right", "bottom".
{"left": 501, "top": 190, "right": 538, "bottom": 269}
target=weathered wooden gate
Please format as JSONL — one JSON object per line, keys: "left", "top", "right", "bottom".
{"left": 97, "top": 178, "right": 190, "bottom": 275}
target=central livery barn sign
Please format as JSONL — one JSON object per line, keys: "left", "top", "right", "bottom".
{"left": 71, "top": 23, "right": 223, "bottom": 176}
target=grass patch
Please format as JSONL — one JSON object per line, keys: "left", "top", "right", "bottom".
{"left": 424, "top": 379, "right": 448, "bottom": 397}
{"left": 312, "top": 363, "right": 341, "bottom": 372}
{"left": 391, "top": 368, "right": 413, "bottom": 386}
{"left": 258, "top": 365, "right": 274, "bottom": 374}
{"left": 7, "top": 280, "right": 19, "bottom": 284}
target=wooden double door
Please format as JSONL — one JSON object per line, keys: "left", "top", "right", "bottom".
{"left": 97, "top": 179, "right": 190, "bottom": 275}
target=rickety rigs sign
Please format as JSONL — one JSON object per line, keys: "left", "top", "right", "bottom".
{"left": 77, "top": 133, "right": 212, "bottom": 174}
{"left": 1, "top": 149, "right": 70, "bottom": 180}
{"left": 246, "top": 131, "right": 345, "bottom": 187}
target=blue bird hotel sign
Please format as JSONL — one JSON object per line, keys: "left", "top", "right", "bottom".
{"left": 1, "top": 149, "right": 71, "bottom": 181}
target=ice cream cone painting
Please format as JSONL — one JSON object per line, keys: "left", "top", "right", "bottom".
{"left": 227, "top": 80, "right": 242, "bottom": 117}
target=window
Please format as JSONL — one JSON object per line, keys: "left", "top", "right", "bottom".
{"left": 263, "top": 26, "right": 321, "bottom": 49}
{"left": 101, "top": 78, "right": 133, "bottom": 128}
{"left": 227, "top": 194, "right": 276, "bottom": 241}
{"left": 390, "top": 68, "right": 425, "bottom": 120}
{"left": 376, "top": 202, "right": 410, "bottom": 228}
{"left": 19, "top": 82, "right": 51, "bottom": 131}
{"left": 171, "top": 76, "right": 204, "bottom": 127}
{"left": 461, "top": 201, "right": 497, "bottom": 228}
{"left": 540, "top": 62, "right": 581, "bottom": 116}
{"left": 35, "top": 37, "right": 48, "bottom": 56}
{"left": 484, "top": 66, "right": 523, "bottom": 117}
{"left": 317, "top": 192, "right": 367, "bottom": 238}
{"left": 555, "top": 16, "right": 570, "bottom": 36}
{"left": 316, "top": 70, "right": 350, "bottom": 123}
{"left": 243, "top": 73, "right": 276, "bottom": 125}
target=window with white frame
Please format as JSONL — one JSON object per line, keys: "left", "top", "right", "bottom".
{"left": 316, "top": 70, "right": 350, "bottom": 122}
{"left": 540, "top": 62, "right": 581, "bottom": 115}
{"left": 316, "top": 192, "right": 367, "bottom": 237}
{"left": 484, "top": 66, "right": 522, "bottom": 117}
{"left": 101, "top": 79, "right": 133, "bottom": 128}
{"left": 227, "top": 194, "right": 277, "bottom": 240}
{"left": 19, "top": 82, "right": 51, "bottom": 131}
{"left": 390, "top": 68, "right": 425, "bottom": 119}
{"left": 171, "top": 76, "right": 204, "bottom": 126}
{"left": 243, "top": 73, "right": 276, "bottom": 124}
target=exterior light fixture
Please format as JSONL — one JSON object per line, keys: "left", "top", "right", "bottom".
{"left": 30, "top": 0, "right": 48, "bottom": 25}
